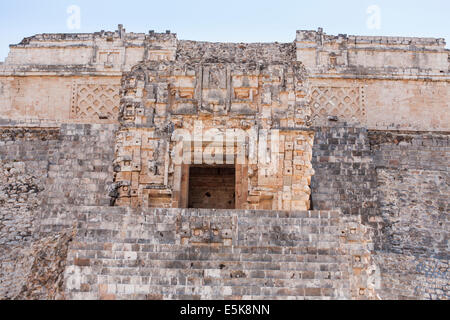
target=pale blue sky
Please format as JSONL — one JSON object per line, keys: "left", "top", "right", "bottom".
{"left": 1, "top": 0, "right": 449, "bottom": 61}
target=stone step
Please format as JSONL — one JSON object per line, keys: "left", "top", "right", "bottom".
{"left": 75, "top": 227, "right": 343, "bottom": 239}
{"left": 75, "top": 259, "right": 350, "bottom": 272}
{"left": 76, "top": 223, "right": 343, "bottom": 231}
{"left": 59, "top": 207, "right": 372, "bottom": 300}
{"left": 77, "top": 218, "right": 343, "bottom": 228}
{"left": 70, "top": 243, "right": 343, "bottom": 255}
{"left": 41, "top": 221, "right": 350, "bottom": 237}
{"left": 70, "top": 258, "right": 348, "bottom": 272}
{"left": 67, "top": 284, "right": 342, "bottom": 299}
{"left": 79, "top": 267, "right": 348, "bottom": 282}
{"left": 83, "top": 274, "right": 346, "bottom": 288}
{"left": 70, "top": 292, "right": 339, "bottom": 301}
{"left": 75, "top": 232, "right": 343, "bottom": 240}
{"left": 73, "top": 238, "right": 341, "bottom": 248}
{"left": 69, "top": 265, "right": 350, "bottom": 280}
{"left": 72, "top": 223, "right": 343, "bottom": 236}
{"left": 69, "top": 250, "right": 348, "bottom": 264}
{"left": 61, "top": 206, "right": 343, "bottom": 220}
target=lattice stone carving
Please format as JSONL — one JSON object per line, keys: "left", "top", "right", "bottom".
{"left": 71, "top": 83, "right": 120, "bottom": 121}
{"left": 310, "top": 86, "right": 366, "bottom": 125}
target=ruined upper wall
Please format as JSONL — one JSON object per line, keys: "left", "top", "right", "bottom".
{"left": 1, "top": 25, "right": 176, "bottom": 74}
{"left": 296, "top": 29, "right": 450, "bottom": 131}
{"left": 296, "top": 28, "right": 450, "bottom": 77}
{"left": 176, "top": 41, "right": 296, "bottom": 64}
{"left": 1, "top": 27, "right": 449, "bottom": 130}
{"left": 5, "top": 26, "right": 449, "bottom": 77}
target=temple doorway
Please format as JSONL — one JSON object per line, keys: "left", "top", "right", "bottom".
{"left": 187, "top": 166, "right": 236, "bottom": 209}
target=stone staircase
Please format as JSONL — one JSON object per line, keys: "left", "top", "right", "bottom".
{"left": 60, "top": 207, "right": 376, "bottom": 300}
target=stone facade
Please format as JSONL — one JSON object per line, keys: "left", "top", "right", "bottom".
{"left": 113, "top": 40, "right": 314, "bottom": 211}
{"left": 0, "top": 26, "right": 448, "bottom": 300}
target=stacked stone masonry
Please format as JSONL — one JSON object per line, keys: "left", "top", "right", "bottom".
{"left": 310, "top": 126, "right": 449, "bottom": 299}
{"left": 56, "top": 207, "right": 376, "bottom": 300}
{"left": 0, "top": 123, "right": 117, "bottom": 299}
{"left": 0, "top": 27, "right": 448, "bottom": 300}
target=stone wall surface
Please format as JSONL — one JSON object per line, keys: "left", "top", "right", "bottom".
{"left": 0, "top": 229, "right": 75, "bottom": 300}
{"left": 0, "top": 244, "right": 34, "bottom": 299}
{"left": 376, "top": 168, "right": 448, "bottom": 257}
{"left": 0, "top": 76, "right": 121, "bottom": 123}
{"left": 44, "top": 123, "right": 118, "bottom": 207}
{"left": 0, "top": 122, "right": 118, "bottom": 238}
{"left": 0, "top": 127, "right": 59, "bottom": 245}
{"left": 374, "top": 253, "right": 449, "bottom": 300}
{"left": 0, "top": 123, "right": 117, "bottom": 299}
{"left": 311, "top": 127, "right": 449, "bottom": 250}
{"left": 310, "top": 126, "right": 377, "bottom": 219}
{"left": 14, "top": 229, "right": 75, "bottom": 300}
{"left": 369, "top": 131, "right": 449, "bottom": 171}
{"left": 0, "top": 126, "right": 59, "bottom": 299}
{"left": 368, "top": 131, "right": 449, "bottom": 300}
{"left": 369, "top": 131, "right": 449, "bottom": 256}
{"left": 310, "top": 127, "right": 449, "bottom": 299}
{"left": 308, "top": 78, "right": 450, "bottom": 131}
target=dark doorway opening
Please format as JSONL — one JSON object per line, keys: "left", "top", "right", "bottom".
{"left": 188, "top": 166, "right": 236, "bottom": 209}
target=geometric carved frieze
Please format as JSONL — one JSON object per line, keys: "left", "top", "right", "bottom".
{"left": 70, "top": 83, "right": 120, "bottom": 121}
{"left": 310, "top": 86, "right": 366, "bottom": 125}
